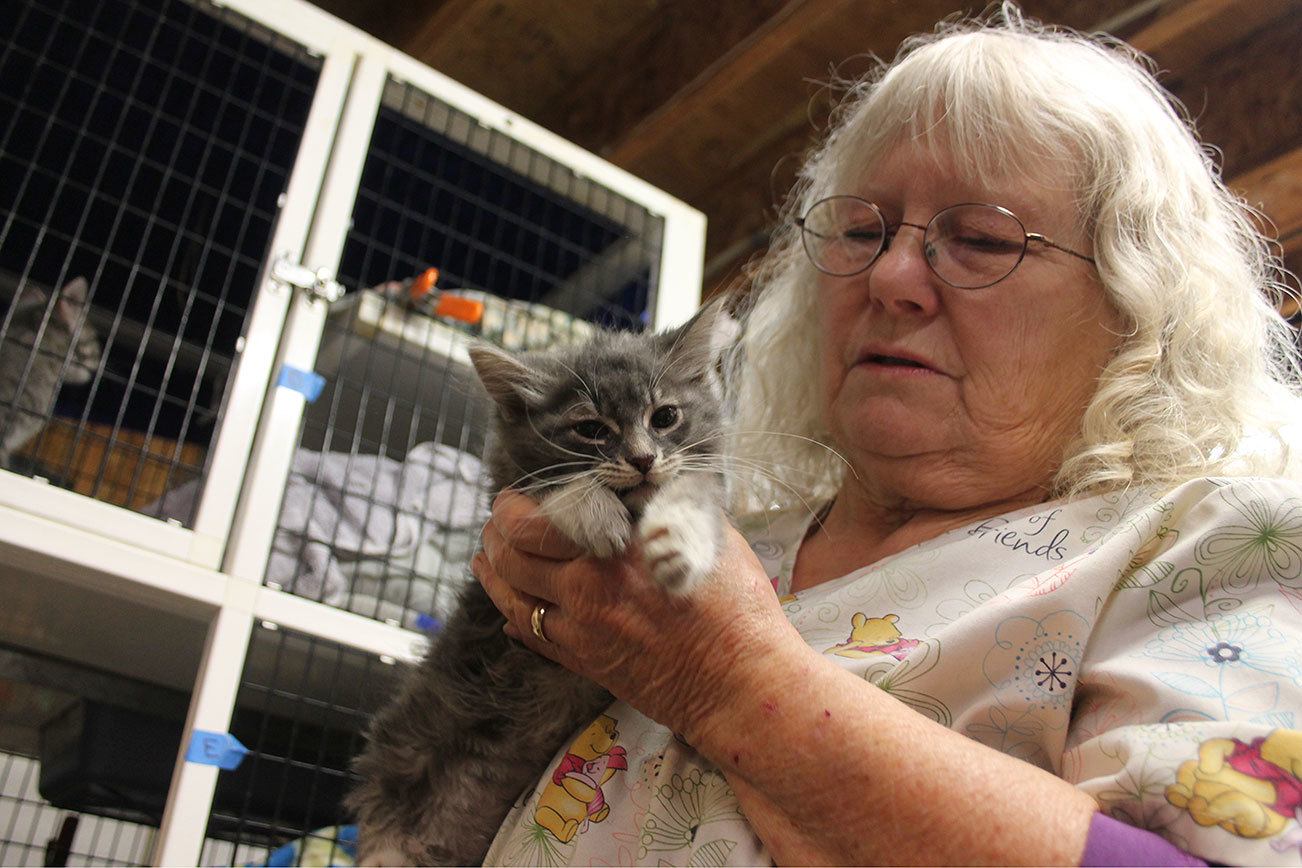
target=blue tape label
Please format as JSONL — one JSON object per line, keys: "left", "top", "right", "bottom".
{"left": 276, "top": 365, "right": 326, "bottom": 402}
{"left": 185, "top": 730, "right": 249, "bottom": 770}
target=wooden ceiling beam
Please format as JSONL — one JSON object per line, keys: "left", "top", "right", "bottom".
{"left": 389, "top": 0, "right": 485, "bottom": 53}
{"left": 604, "top": 0, "right": 841, "bottom": 169}
{"left": 1164, "top": 9, "right": 1301, "bottom": 179}
{"left": 336, "top": 0, "right": 485, "bottom": 54}
{"left": 605, "top": 0, "right": 1034, "bottom": 199}
{"left": 376, "top": 2, "right": 670, "bottom": 123}
{"left": 1233, "top": 147, "right": 1302, "bottom": 316}
{"left": 1232, "top": 146, "right": 1302, "bottom": 262}
{"left": 532, "top": 0, "right": 794, "bottom": 154}
{"left": 1126, "top": 0, "right": 1296, "bottom": 74}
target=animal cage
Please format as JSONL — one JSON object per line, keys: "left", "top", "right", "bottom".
{"left": 0, "top": 0, "right": 325, "bottom": 566}
{"left": 0, "top": 0, "right": 705, "bottom": 863}
{"left": 1, "top": 750, "right": 162, "bottom": 866}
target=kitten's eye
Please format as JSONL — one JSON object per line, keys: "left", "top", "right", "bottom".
{"left": 650, "top": 405, "right": 680, "bottom": 430}
{"left": 572, "top": 419, "right": 610, "bottom": 442}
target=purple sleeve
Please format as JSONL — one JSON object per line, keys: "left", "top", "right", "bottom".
{"left": 1080, "top": 813, "right": 1208, "bottom": 867}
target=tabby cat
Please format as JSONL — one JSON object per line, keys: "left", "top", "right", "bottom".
{"left": 0, "top": 277, "right": 102, "bottom": 467}
{"left": 347, "top": 301, "right": 735, "bottom": 865}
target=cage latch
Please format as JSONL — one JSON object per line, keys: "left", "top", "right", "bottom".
{"left": 271, "top": 255, "right": 345, "bottom": 304}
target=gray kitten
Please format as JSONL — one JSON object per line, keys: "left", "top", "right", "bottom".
{"left": 0, "top": 277, "right": 102, "bottom": 467}
{"left": 347, "top": 301, "right": 734, "bottom": 866}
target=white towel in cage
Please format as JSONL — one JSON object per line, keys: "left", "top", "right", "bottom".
{"left": 149, "top": 442, "right": 488, "bottom": 629}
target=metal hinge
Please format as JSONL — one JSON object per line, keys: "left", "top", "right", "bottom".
{"left": 271, "top": 255, "right": 345, "bottom": 304}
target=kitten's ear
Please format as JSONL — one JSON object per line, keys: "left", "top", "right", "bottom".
{"left": 55, "top": 277, "right": 89, "bottom": 329}
{"left": 59, "top": 277, "right": 89, "bottom": 304}
{"left": 14, "top": 283, "right": 50, "bottom": 310}
{"left": 661, "top": 295, "right": 739, "bottom": 379}
{"left": 468, "top": 342, "right": 543, "bottom": 408}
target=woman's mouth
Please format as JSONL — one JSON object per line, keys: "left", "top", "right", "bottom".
{"left": 867, "top": 354, "right": 929, "bottom": 369}
{"left": 856, "top": 352, "right": 942, "bottom": 376}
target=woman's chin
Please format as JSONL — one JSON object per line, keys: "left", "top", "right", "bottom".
{"left": 831, "top": 412, "right": 951, "bottom": 462}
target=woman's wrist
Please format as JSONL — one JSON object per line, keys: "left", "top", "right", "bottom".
{"left": 682, "top": 631, "right": 1098, "bottom": 865}
{"left": 684, "top": 624, "right": 823, "bottom": 766}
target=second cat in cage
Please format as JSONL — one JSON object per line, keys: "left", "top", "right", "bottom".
{"left": 0, "top": 276, "right": 102, "bottom": 468}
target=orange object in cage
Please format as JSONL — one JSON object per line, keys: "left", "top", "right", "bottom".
{"left": 408, "top": 267, "right": 440, "bottom": 300}
{"left": 434, "top": 294, "right": 485, "bottom": 325}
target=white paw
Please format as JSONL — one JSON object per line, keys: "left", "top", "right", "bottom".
{"left": 638, "top": 505, "right": 719, "bottom": 591}
{"left": 541, "top": 483, "right": 631, "bottom": 558}
{"left": 573, "top": 509, "right": 631, "bottom": 558}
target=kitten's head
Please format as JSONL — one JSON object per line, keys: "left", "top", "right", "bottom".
{"left": 469, "top": 300, "right": 736, "bottom": 511}
{"left": 11, "top": 277, "right": 102, "bottom": 384}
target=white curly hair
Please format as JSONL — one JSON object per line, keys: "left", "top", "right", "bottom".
{"left": 727, "top": 4, "right": 1301, "bottom": 514}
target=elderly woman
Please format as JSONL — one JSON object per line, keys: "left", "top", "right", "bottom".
{"left": 474, "top": 8, "right": 1302, "bottom": 866}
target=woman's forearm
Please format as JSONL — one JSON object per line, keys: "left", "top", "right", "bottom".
{"left": 690, "top": 635, "right": 1098, "bottom": 865}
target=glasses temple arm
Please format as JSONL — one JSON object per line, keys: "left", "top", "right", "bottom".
{"left": 1027, "top": 233, "right": 1096, "bottom": 264}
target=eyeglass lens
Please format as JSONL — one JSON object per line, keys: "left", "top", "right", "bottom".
{"left": 800, "top": 197, "right": 1030, "bottom": 288}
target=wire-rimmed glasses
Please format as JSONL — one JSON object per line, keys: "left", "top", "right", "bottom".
{"left": 796, "top": 195, "right": 1096, "bottom": 289}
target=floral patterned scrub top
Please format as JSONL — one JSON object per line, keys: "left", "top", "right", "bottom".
{"left": 485, "top": 477, "right": 1302, "bottom": 866}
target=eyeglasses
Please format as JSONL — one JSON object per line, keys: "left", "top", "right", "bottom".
{"left": 795, "top": 195, "right": 1096, "bottom": 289}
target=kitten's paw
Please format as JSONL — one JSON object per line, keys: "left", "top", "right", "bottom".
{"left": 572, "top": 509, "right": 631, "bottom": 558}
{"left": 638, "top": 505, "right": 719, "bottom": 592}
{"left": 542, "top": 485, "right": 631, "bottom": 558}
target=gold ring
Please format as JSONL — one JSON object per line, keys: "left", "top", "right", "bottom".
{"left": 530, "top": 602, "right": 551, "bottom": 643}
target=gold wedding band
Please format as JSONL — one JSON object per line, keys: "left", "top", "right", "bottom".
{"left": 530, "top": 602, "right": 551, "bottom": 643}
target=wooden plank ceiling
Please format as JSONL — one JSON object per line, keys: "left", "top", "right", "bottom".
{"left": 317, "top": 0, "right": 1301, "bottom": 303}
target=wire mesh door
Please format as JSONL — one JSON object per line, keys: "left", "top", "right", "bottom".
{"left": 0, "top": 598, "right": 236, "bottom": 868}
{"left": 0, "top": 0, "right": 321, "bottom": 541}
{"left": 0, "top": 739, "right": 278, "bottom": 865}
{"left": 197, "top": 626, "right": 397, "bottom": 867}
{"left": 263, "top": 75, "right": 669, "bottom": 630}
{"left": 0, "top": 751, "right": 157, "bottom": 867}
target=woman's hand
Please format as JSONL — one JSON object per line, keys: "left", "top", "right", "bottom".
{"left": 472, "top": 489, "right": 798, "bottom": 742}
{"left": 473, "top": 491, "right": 1099, "bottom": 865}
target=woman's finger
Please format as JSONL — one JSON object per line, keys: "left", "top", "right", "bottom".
{"left": 493, "top": 490, "right": 585, "bottom": 560}
{"left": 472, "top": 552, "right": 565, "bottom": 663}
{"left": 481, "top": 518, "right": 563, "bottom": 602}
{"left": 471, "top": 551, "right": 528, "bottom": 624}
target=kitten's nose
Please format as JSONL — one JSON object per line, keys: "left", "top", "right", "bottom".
{"left": 628, "top": 454, "right": 655, "bottom": 475}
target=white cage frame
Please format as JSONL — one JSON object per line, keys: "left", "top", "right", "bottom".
{"left": 0, "top": 0, "right": 706, "bottom": 863}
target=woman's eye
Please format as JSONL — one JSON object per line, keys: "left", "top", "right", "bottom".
{"left": 956, "top": 233, "right": 1020, "bottom": 253}
{"left": 650, "top": 406, "right": 680, "bottom": 430}
{"left": 572, "top": 420, "right": 609, "bottom": 442}
{"left": 842, "top": 225, "right": 884, "bottom": 244}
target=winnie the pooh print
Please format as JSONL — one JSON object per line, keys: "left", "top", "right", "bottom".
{"left": 1167, "top": 729, "right": 1302, "bottom": 838}
{"left": 827, "top": 613, "right": 921, "bottom": 660}
{"left": 535, "top": 714, "right": 629, "bottom": 843}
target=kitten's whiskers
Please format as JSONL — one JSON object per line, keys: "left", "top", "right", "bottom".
{"left": 500, "top": 460, "right": 596, "bottom": 492}
{"left": 676, "top": 428, "right": 859, "bottom": 479}
{"left": 677, "top": 453, "right": 831, "bottom": 534}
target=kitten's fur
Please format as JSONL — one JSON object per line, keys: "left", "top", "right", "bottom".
{"left": 347, "top": 302, "right": 735, "bottom": 866}
{"left": 0, "top": 277, "right": 102, "bottom": 467}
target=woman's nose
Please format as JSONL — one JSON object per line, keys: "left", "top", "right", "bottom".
{"left": 865, "top": 225, "right": 942, "bottom": 316}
